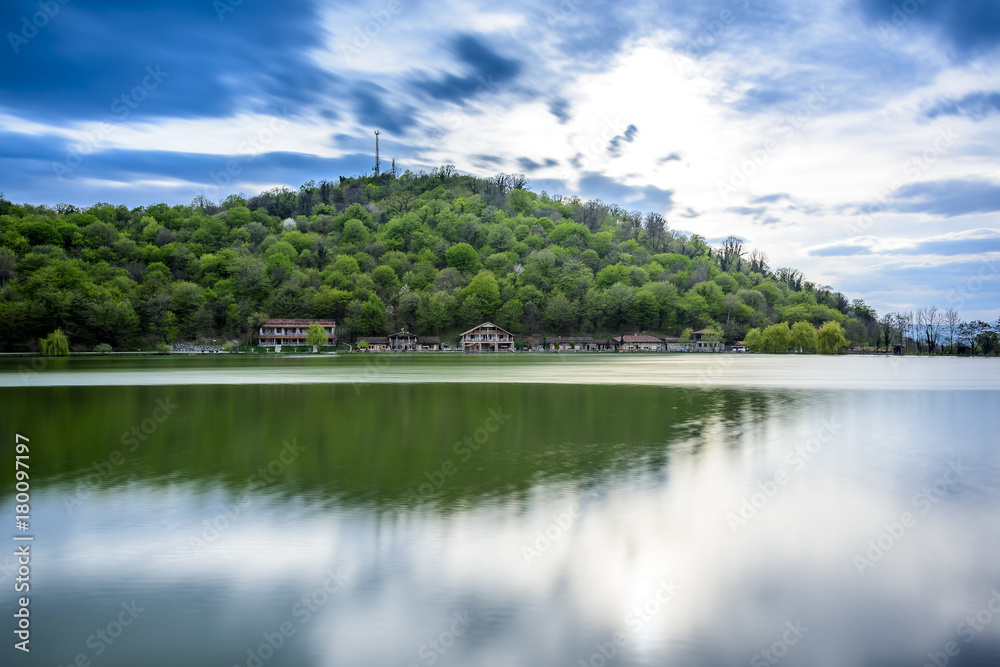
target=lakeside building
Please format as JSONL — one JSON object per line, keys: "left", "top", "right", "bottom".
{"left": 613, "top": 334, "right": 666, "bottom": 352}
{"left": 357, "top": 332, "right": 442, "bottom": 351}
{"left": 388, "top": 330, "right": 417, "bottom": 350}
{"left": 546, "top": 336, "right": 599, "bottom": 351}
{"left": 258, "top": 319, "right": 336, "bottom": 346}
{"left": 356, "top": 336, "right": 391, "bottom": 351}
{"left": 459, "top": 322, "right": 516, "bottom": 352}
{"left": 691, "top": 328, "right": 724, "bottom": 352}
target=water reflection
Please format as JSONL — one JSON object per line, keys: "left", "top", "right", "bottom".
{"left": 1, "top": 363, "right": 999, "bottom": 666}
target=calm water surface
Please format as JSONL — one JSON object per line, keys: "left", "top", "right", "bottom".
{"left": 1, "top": 355, "right": 999, "bottom": 666}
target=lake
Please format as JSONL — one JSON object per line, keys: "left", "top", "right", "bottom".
{"left": 2, "top": 354, "right": 999, "bottom": 666}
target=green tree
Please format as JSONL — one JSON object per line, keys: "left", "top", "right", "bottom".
{"left": 816, "top": 321, "right": 847, "bottom": 354}
{"left": 790, "top": 321, "right": 817, "bottom": 352}
{"left": 602, "top": 283, "right": 634, "bottom": 330}
{"left": 975, "top": 331, "right": 1000, "bottom": 355}
{"left": 544, "top": 293, "right": 576, "bottom": 331}
{"left": 40, "top": 328, "right": 69, "bottom": 356}
{"left": 743, "top": 327, "right": 762, "bottom": 351}
{"left": 348, "top": 294, "right": 388, "bottom": 337}
{"left": 594, "top": 263, "right": 630, "bottom": 288}
{"left": 497, "top": 298, "right": 524, "bottom": 334}
{"left": 462, "top": 272, "right": 501, "bottom": 322}
{"left": 306, "top": 322, "right": 328, "bottom": 350}
{"left": 446, "top": 243, "right": 481, "bottom": 272}
{"left": 628, "top": 288, "right": 659, "bottom": 329}
{"left": 760, "top": 322, "right": 791, "bottom": 353}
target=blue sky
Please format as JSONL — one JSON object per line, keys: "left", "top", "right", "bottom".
{"left": 1, "top": 0, "right": 999, "bottom": 318}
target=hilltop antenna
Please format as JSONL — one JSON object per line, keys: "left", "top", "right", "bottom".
{"left": 373, "top": 130, "right": 381, "bottom": 176}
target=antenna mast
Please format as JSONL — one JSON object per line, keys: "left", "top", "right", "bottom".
{"left": 373, "top": 130, "right": 381, "bottom": 176}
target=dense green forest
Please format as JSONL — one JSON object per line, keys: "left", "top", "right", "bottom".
{"left": 0, "top": 167, "right": 961, "bottom": 352}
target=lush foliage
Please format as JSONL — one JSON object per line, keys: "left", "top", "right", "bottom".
{"left": 305, "top": 322, "right": 328, "bottom": 348}
{"left": 0, "top": 176, "right": 881, "bottom": 350}
{"left": 39, "top": 328, "right": 69, "bottom": 356}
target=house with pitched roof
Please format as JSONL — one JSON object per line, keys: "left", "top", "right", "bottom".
{"left": 459, "top": 322, "right": 515, "bottom": 352}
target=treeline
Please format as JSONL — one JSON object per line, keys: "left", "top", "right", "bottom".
{"left": 0, "top": 168, "right": 895, "bottom": 350}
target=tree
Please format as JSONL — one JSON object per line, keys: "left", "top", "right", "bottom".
{"left": 246, "top": 311, "right": 269, "bottom": 347}
{"left": 743, "top": 327, "right": 762, "bottom": 351}
{"left": 40, "top": 328, "right": 69, "bottom": 356}
{"left": 917, "top": 306, "right": 940, "bottom": 353}
{"left": 975, "top": 330, "right": 999, "bottom": 356}
{"left": 306, "top": 322, "right": 328, "bottom": 351}
{"left": 446, "top": 243, "right": 481, "bottom": 272}
{"left": 944, "top": 308, "right": 959, "bottom": 353}
{"left": 544, "top": 293, "right": 576, "bottom": 331}
{"left": 348, "top": 294, "right": 388, "bottom": 337}
{"left": 816, "top": 321, "right": 847, "bottom": 354}
{"left": 760, "top": 322, "right": 791, "bottom": 353}
{"left": 790, "top": 321, "right": 817, "bottom": 352}
{"left": 719, "top": 235, "right": 745, "bottom": 272}
{"left": 463, "top": 272, "right": 502, "bottom": 323}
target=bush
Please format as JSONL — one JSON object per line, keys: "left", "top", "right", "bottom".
{"left": 94, "top": 343, "right": 113, "bottom": 354}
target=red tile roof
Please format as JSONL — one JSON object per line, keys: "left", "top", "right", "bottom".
{"left": 264, "top": 318, "right": 336, "bottom": 326}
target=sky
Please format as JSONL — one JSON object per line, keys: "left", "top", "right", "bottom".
{"left": 1, "top": 0, "right": 999, "bottom": 319}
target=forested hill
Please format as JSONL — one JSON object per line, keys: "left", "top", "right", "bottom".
{"left": 0, "top": 168, "right": 879, "bottom": 350}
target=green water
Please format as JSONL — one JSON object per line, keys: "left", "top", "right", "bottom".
{"left": 1, "top": 355, "right": 999, "bottom": 666}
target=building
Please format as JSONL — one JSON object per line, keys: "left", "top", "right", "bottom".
{"left": 524, "top": 335, "right": 546, "bottom": 352}
{"left": 416, "top": 336, "right": 441, "bottom": 351}
{"left": 356, "top": 337, "right": 390, "bottom": 351}
{"left": 546, "top": 336, "right": 600, "bottom": 351}
{"left": 459, "top": 322, "right": 515, "bottom": 352}
{"left": 663, "top": 336, "right": 684, "bottom": 351}
{"left": 614, "top": 334, "right": 666, "bottom": 352}
{"left": 388, "top": 330, "right": 418, "bottom": 351}
{"left": 691, "top": 329, "right": 723, "bottom": 352}
{"left": 258, "top": 319, "right": 336, "bottom": 346}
